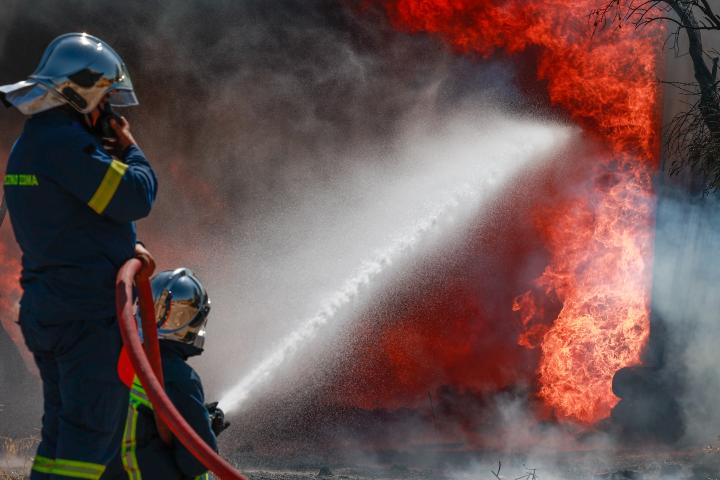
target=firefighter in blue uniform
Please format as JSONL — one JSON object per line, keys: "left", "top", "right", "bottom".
{"left": 104, "top": 268, "right": 229, "bottom": 480}
{"left": 0, "top": 33, "right": 157, "bottom": 479}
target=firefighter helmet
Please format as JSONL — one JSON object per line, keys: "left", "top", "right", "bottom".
{"left": 0, "top": 32, "right": 137, "bottom": 115}
{"left": 151, "top": 268, "right": 211, "bottom": 350}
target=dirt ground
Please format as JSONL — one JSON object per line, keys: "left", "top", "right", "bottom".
{"left": 3, "top": 446, "right": 720, "bottom": 479}
{"left": 241, "top": 469, "right": 442, "bottom": 480}
{"left": 212, "top": 447, "right": 720, "bottom": 479}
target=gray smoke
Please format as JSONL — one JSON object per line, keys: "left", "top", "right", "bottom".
{"left": 0, "top": 0, "right": 532, "bottom": 426}
{"left": 650, "top": 187, "right": 720, "bottom": 446}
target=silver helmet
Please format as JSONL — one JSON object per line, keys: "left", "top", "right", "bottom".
{"left": 151, "top": 268, "right": 211, "bottom": 350}
{"left": 0, "top": 32, "right": 138, "bottom": 115}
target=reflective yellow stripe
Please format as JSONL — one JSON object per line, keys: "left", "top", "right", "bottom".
{"left": 195, "top": 473, "right": 210, "bottom": 480}
{"left": 51, "top": 459, "right": 105, "bottom": 480}
{"left": 32, "top": 465, "right": 54, "bottom": 474}
{"left": 130, "top": 377, "right": 152, "bottom": 409}
{"left": 33, "top": 455, "right": 54, "bottom": 466}
{"left": 122, "top": 404, "right": 143, "bottom": 480}
{"left": 87, "top": 159, "right": 128, "bottom": 214}
{"left": 129, "top": 388, "right": 151, "bottom": 408}
{"left": 32, "top": 455, "right": 105, "bottom": 479}
{"left": 32, "top": 454, "right": 55, "bottom": 473}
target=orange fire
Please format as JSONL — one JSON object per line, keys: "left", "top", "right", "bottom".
{"left": 380, "top": 0, "right": 663, "bottom": 423}
{"left": 530, "top": 158, "right": 654, "bottom": 423}
{"left": 0, "top": 225, "right": 35, "bottom": 374}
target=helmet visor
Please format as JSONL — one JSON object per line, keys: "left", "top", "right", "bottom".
{"left": 158, "top": 301, "right": 197, "bottom": 334}
{"left": 107, "top": 88, "right": 138, "bottom": 108}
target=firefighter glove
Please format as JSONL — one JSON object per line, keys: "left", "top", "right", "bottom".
{"left": 206, "top": 402, "right": 230, "bottom": 436}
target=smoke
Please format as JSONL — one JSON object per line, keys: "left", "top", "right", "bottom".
{"left": 0, "top": 2, "right": 650, "bottom": 463}
{"left": 648, "top": 188, "right": 720, "bottom": 446}
{"left": 3, "top": 3, "right": 708, "bottom": 472}
{"left": 0, "top": 0, "right": 540, "bottom": 419}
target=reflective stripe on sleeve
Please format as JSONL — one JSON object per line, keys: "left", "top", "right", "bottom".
{"left": 88, "top": 159, "right": 128, "bottom": 214}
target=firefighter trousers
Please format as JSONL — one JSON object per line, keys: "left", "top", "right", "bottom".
{"left": 19, "top": 304, "right": 128, "bottom": 480}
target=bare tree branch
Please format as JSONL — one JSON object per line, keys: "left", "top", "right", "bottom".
{"left": 698, "top": 0, "right": 720, "bottom": 29}
{"left": 593, "top": 0, "right": 720, "bottom": 190}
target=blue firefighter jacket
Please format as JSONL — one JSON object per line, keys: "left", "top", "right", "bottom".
{"left": 3, "top": 107, "right": 157, "bottom": 318}
{"left": 105, "top": 341, "right": 217, "bottom": 480}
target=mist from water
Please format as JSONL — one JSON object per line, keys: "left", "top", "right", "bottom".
{"left": 218, "top": 111, "right": 575, "bottom": 413}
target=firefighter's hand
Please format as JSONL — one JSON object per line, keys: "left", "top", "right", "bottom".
{"left": 110, "top": 116, "right": 137, "bottom": 152}
{"left": 206, "top": 402, "right": 230, "bottom": 437}
{"left": 134, "top": 242, "right": 156, "bottom": 280}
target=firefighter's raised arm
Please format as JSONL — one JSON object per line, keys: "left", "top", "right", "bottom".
{"left": 36, "top": 118, "right": 157, "bottom": 223}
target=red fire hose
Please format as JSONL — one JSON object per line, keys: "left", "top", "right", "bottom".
{"left": 116, "top": 258, "right": 248, "bottom": 480}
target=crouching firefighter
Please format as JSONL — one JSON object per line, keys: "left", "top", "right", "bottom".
{"left": 103, "top": 268, "right": 230, "bottom": 480}
{"left": 0, "top": 33, "right": 157, "bottom": 479}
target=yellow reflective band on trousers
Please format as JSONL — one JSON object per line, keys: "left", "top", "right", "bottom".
{"left": 122, "top": 405, "right": 142, "bottom": 480}
{"left": 122, "top": 377, "right": 210, "bottom": 480}
{"left": 31, "top": 455, "right": 54, "bottom": 472}
{"left": 4, "top": 174, "right": 39, "bottom": 186}
{"left": 32, "top": 455, "right": 106, "bottom": 479}
{"left": 122, "top": 376, "right": 149, "bottom": 479}
{"left": 87, "top": 159, "right": 128, "bottom": 214}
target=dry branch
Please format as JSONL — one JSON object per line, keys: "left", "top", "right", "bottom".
{"left": 594, "top": 0, "right": 720, "bottom": 190}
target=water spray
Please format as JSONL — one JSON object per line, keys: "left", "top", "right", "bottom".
{"left": 220, "top": 186, "right": 476, "bottom": 413}
{"left": 219, "top": 117, "right": 574, "bottom": 414}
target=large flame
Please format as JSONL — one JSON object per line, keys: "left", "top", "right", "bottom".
{"left": 378, "top": 0, "right": 663, "bottom": 423}
{"left": 530, "top": 159, "right": 654, "bottom": 423}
